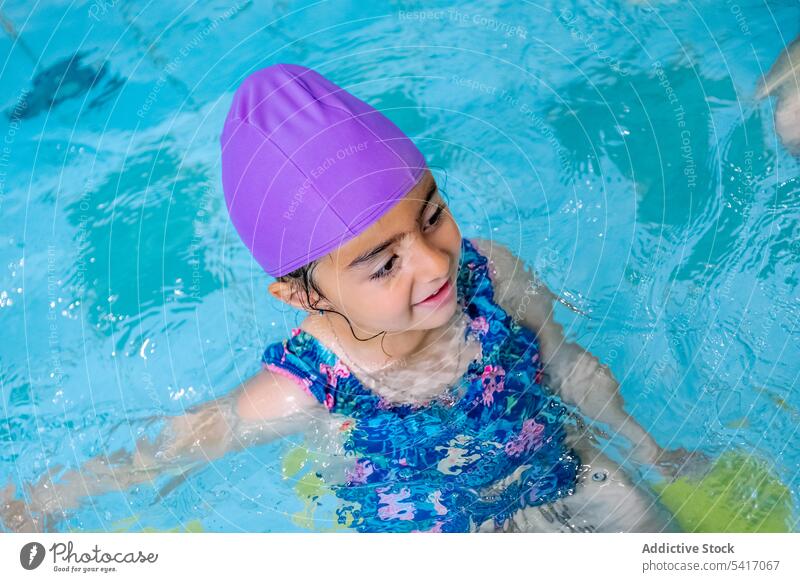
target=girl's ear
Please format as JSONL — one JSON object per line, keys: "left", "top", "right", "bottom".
{"left": 268, "top": 280, "right": 308, "bottom": 311}
{"left": 267, "top": 281, "right": 322, "bottom": 311}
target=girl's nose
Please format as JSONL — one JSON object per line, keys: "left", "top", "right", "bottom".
{"left": 413, "top": 236, "right": 450, "bottom": 281}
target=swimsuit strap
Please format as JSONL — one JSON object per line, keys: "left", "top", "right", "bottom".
{"left": 261, "top": 326, "right": 372, "bottom": 413}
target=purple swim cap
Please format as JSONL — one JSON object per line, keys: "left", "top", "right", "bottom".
{"left": 220, "top": 64, "right": 428, "bottom": 277}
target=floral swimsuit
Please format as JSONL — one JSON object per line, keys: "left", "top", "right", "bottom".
{"left": 261, "top": 237, "right": 581, "bottom": 532}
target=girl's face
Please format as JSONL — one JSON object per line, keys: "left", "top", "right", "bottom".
{"left": 296, "top": 170, "right": 462, "bottom": 334}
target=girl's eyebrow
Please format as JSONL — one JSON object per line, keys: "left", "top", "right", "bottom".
{"left": 346, "top": 181, "right": 439, "bottom": 270}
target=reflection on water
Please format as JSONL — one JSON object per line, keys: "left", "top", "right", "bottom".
{"left": 6, "top": 50, "right": 123, "bottom": 121}
{"left": 62, "top": 142, "right": 223, "bottom": 350}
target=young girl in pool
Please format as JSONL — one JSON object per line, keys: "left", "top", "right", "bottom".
{"left": 2, "top": 64, "right": 700, "bottom": 533}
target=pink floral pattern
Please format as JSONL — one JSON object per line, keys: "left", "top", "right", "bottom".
{"left": 376, "top": 487, "right": 416, "bottom": 521}
{"left": 469, "top": 315, "right": 489, "bottom": 337}
{"left": 319, "top": 359, "right": 351, "bottom": 387}
{"left": 345, "top": 459, "right": 374, "bottom": 485}
{"left": 505, "top": 418, "right": 545, "bottom": 457}
{"left": 480, "top": 364, "right": 506, "bottom": 406}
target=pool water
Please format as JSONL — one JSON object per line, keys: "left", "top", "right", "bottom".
{"left": 1, "top": 0, "right": 798, "bottom": 532}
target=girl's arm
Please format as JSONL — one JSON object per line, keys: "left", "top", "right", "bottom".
{"left": 471, "top": 237, "right": 667, "bottom": 466}
{"left": 1, "top": 368, "right": 323, "bottom": 532}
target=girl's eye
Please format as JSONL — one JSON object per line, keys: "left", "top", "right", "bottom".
{"left": 424, "top": 204, "right": 445, "bottom": 230}
{"left": 367, "top": 201, "right": 444, "bottom": 281}
{"left": 370, "top": 255, "right": 398, "bottom": 281}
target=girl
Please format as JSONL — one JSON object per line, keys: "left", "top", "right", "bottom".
{"left": 2, "top": 64, "right": 701, "bottom": 533}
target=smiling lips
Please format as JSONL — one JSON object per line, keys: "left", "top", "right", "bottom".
{"left": 415, "top": 279, "right": 454, "bottom": 307}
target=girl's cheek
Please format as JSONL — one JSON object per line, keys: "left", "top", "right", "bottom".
{"left": 375, "top": 288, "right": 406, "bottom": 316}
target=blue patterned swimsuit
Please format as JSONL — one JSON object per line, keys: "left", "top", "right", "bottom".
{"left": 261, "top": 238, "right": 581, "bottom": 532}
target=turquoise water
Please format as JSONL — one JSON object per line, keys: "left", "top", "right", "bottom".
{"left": 1, "top": 0, "right": 798, "bottom": 532}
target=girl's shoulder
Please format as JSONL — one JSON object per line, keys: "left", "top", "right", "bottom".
{"left": 467, "top": 237, "right": 520, "bottom": 271}
{"left": 462, "top": 236, "right": 489, "bottom": 262}
{"left": 462, "top": 237, "right": 528, "bottom": 286}
{"left": 457, "top": 237, "right": 490, "bottom": 291}
{"left": 458, "top": 236, "right": 514, "bottom": 307}
{"left": 464, "top": 237, "right": 540, "bottom": 317}
{"left": 260, "top": 324, "right": 350, "bottom": 412}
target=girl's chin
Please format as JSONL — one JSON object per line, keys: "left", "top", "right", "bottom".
{"left": 412, "top": 296, "right": 458, "bottom": 329}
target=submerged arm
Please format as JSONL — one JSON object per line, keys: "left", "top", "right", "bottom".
{"left": 1, "top": 369, "right": 322, "bottom": 532}
{"left": 471, "top": 238, "right": 664, "bottom": 465}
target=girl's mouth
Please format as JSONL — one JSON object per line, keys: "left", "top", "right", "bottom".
{"left": 414, "top": 279, "right": 455, "bottom": 307}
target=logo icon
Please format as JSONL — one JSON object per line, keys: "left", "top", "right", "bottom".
{"left": 20, "top": 542, "right": 46, "bottom": 570}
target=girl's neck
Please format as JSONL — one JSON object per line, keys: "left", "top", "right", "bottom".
{"left": 303, "top": 311, "right": 445, "bottom": 373}
{"left": 301, "top": 307, "right": 480, "bottom": 406}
